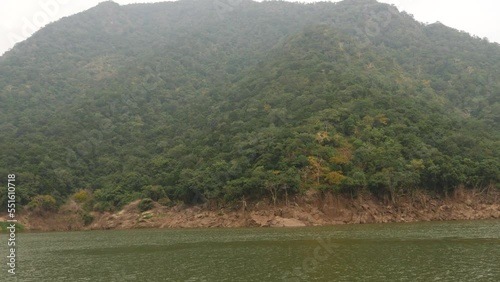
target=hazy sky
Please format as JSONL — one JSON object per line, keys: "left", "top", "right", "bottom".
{"left": 0, "top": 0, "right": 499, "bottom": 56}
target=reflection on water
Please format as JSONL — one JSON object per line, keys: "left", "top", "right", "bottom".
{"left": 16, "top": 220, "right": 500, "bottom": 281}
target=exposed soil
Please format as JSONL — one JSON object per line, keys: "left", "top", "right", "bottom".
{"left": 4, "top": 188, "right": 500, "bottom": 232}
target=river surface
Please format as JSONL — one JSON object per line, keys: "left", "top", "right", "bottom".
{"left": 12, "top": 220, "right": 500, "bottom": 281}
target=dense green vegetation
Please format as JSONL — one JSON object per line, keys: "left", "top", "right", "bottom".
{"left": 0, "top": 222, "right": 24, "bottom": 232}
{"left": 0, "top": 0, "right": 498, "bottom": 211}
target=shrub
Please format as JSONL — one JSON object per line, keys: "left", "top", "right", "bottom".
{"left": 157, "top": 197, "right": 172, "bottom": 206}
{"left": 93, "top": 202, "right": 114, "bottom": 212}
{"left": 82, "top": 213, "right": 94, "bottom": 226}
{"left": 143, "top": 185, "right": 167, "bottom": 201}
{"left": 0, "top": 222, "right": 25, "bottom": 232}
{"left": 27, "top": 195, "right": 57, "bottom": 212}
{"left": 138, "top": 198, "right": 154, "bottom": 212}
{"left": 73, "top": 190, "right": 89, "bottom": 204}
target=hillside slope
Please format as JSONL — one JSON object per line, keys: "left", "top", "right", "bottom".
{"left": 0, "top": 0, "right": 498, "bottom": 211}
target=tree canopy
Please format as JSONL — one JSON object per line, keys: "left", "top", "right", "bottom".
{"left": 0, "top": 0, "right": 498, "bottom": 209}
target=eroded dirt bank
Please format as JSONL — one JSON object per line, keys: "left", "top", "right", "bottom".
{"left": 8, "top": 189, "right": 500, "bottom": 232}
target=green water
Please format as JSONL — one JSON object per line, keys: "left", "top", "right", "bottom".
{"left": 10, "top": 220, "right": 500, "bottom": 281}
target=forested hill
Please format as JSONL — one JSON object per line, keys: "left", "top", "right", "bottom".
{"left": 0, "top": 0, "right": 498, "bottom": 210}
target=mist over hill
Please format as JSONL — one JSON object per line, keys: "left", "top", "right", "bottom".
{"left": 0, "top": 0, "right": 498, "bottom": 210}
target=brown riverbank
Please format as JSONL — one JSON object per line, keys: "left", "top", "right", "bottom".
{"left": 5, "top": 188, "right": 500, "bottom": 232}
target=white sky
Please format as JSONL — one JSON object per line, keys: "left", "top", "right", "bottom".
{"left": 0, "top": 0, "right": 499, "bottom": 56}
